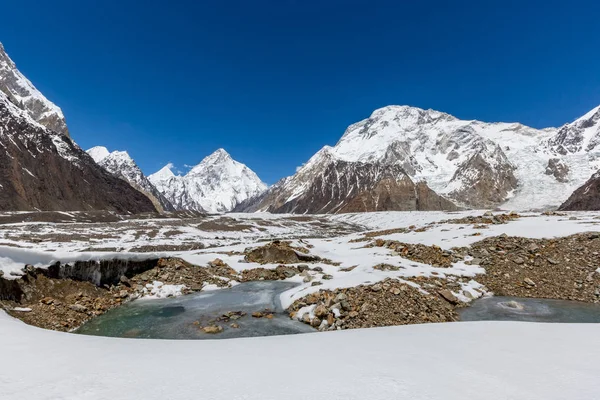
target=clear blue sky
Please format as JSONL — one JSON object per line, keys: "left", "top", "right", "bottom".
{"left": 1, "top": 0, "right": 599, "bottom": 184}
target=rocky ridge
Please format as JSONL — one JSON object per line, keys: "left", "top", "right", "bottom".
{"left": 0, "top": 42, "right": 69, "bottom": 137}
{"left": 237, "top": 148, "right": 458, "bottom": 213}
{"left": 87, "top": 146, "right": 175, "bottom": 212}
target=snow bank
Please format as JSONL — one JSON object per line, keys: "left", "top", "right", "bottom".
{"left": 0, "top": 310, "right": 598, "bottom": 399}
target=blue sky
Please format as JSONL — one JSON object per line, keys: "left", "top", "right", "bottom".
{"left": 1, "top": 0, "right": 599, "bottom": 184}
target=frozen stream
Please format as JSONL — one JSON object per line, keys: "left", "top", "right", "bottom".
{"left": 76, "top": 281, "right": 314, "bottom": 339}
{"left": 460, "top": 296, "right": 600, "bottom": 323}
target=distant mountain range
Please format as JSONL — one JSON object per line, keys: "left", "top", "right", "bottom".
{"left": 2, "top": 41, "right": 600, "bottom": 214}
{"left": 237, "top": 105, "right": 600, "bottom": 213}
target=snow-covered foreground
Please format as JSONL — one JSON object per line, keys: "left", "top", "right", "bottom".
{"left": 1, "top": 311, "right": 599, "bottom": 400}
{"left": 2, "top": 211, "right": 600, "bottom": 399}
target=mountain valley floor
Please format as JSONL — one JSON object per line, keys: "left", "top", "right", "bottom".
{"left": 1, "top": 210, "right": 600, "bottom": 399}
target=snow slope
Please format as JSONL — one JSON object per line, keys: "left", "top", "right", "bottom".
{"left": 149, "top": 148, "right": 267, "bottom": 213}
{"left": 0, "top": 310, "right": 598, "bottom": 400}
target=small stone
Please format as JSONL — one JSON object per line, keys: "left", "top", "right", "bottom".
{"left": 119, "top": 290, "right": 129, "bottom": 298}
{"left": 391, "top": 288, "right": 401, "bottom": 295}
{"left": 297, "top": 264, "right": 310, "bottom": 272}
{"left": 322, "top": 274, "right": 333, "bottom": 280}
{"left": 69, "top": 304, "right": 88, "bottom": 313}
{"left": 547, "top": 258, "right": 559, "bottom": 265}
{"left": 334, "top": 293, "right": 347, "bottom": 303}
{"left": 348, "top": 311, "right": 359, "bottom": 318}
{"left": 23, "top": 264, "right": 36, "bottom": 275}
{"left": 371, "top": 284, "right": 382, "bottom": 292}
{"left": 327, "top": 313, "right": 335, "bottom": 326}
{"left": 119, "top": 275, "right": 131, "bottom": 287}
{"left": 303, "top": 275, "right": 312, "bottom": 283}
{"left": 202, "top": 325, "right": 224, "bottom": 334}
{"left": 311, "top": 281, "right": 322, "bottom": 286}
{"left": 230, "top": 323, "right": 240, "bottom": 328}
{"left": 209, "top": 258, "right": 226, "bottom": 267}
{"left": 340, "top": 300, "right": 352, "bottom": 311}
{"left": 302, "top": 314, "right": 311, "bottom": 324}
{"left": 513, "top": 257, "right": 525, "bottom": 265}
{"left": 314, "top": 304, "right": 329, "bottom": 318}
{"left": 438, "top": 289, "right": 459, "bottom": 304}
{"left": 312, "top": 267, "right": 323, "bottom": 272}
{"left": 524, "top": 278, "right": 536, "bottom": 287}
{"left": 471, "top": 258, "right": 482, "bottom": 265}
{"left": 310, "top": 317, "right": 321, "bottom": 328}
{"left": 40, "top": 297, "right": 54, "bottom": 305}
{"left": 252, "top": 312, "right": 263, "bottom": 318}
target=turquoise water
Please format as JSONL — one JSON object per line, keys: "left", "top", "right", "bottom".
{"left": 75, "top": 281, "right": 314, "bottom": 340}
{"left": 460, "top": 296, "right": 600, "bottom": 323}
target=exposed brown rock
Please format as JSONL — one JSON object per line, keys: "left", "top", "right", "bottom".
{"left": 244, "top": 241, "right": 321, "bottom": 264}
{"left": 462, "top": 233, "right": 600, "bottom": 302}
{"left": 447, "top": 145, "right": 518, "bottom": 208}
{"left": 289, "top": 279, "right": 458, "bottom": 330}
{"left": 545, "top": 158, "right": 569, "bottom": 183}
{"left": 559, "top": 170, "right": 600, "bottom": 210}
{"left": 237, "top": 158, "right": 458, "bottom": 214}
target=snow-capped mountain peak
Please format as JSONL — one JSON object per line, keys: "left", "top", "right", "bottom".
{"left": 87, "top": 146, "right": 111, "bottom": 163}
{"left": 189, "top": 148, "right": 233, "bottom": 174}
{"left": 149, "top": 164, "right": 176, "bottom": 181}
{"left": 149, "top": 149, "right": 267, "bottom": 213}
{"left": 0, "top": 42, "right": 69, "bottom": 137}
{"left": 548, "top": 105, "right": 600, "bottom": 155}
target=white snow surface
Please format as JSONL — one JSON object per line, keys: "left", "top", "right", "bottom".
{"left": 149, "top": 148, "right": 267, "bottom": 213}
{"left": 86, "top": 145, "right": 110, "bottom": 163}
{"left": 1, "top": 310, "right": 599, "bottom": 399}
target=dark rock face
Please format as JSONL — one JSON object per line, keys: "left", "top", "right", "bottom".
{"left": 559, "top": 171, "right": 600, "bottom": 211}
{"left": 545, "top": 158, "right": 570, "bottom": 183}
{"left": 41, "top": 259, "right": 160, "bottom": 287}
{"left": 0, "top": 99, "right": 157, "bottom": 213}
{"left": 240, "top": 160, "right": 457, "bottom": 214}
{"left": 95, "top": 151, "right": 175, "bottom": 212}
{"left": 447, "top": 145, "right": 518, "bottom": 208}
